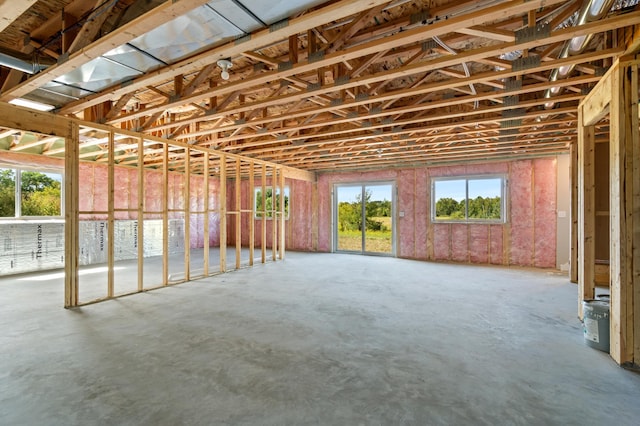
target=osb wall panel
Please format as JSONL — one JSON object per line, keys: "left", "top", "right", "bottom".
{"left": 317, "top": 158, "right": 558, "bottom": 268}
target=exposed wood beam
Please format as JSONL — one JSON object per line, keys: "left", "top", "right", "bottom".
{"left": 0, "top": 0, "right": 38, "bottom": 32}
{"left": 57, "top": 0, "right": 394, "bottom": 114}
{"left": 107, "top": 6, "right": 631, "bottom": 127}
{"left": 0, "top": 0, "right": 213, "bottom": 102}
{"left": 67, "top": 0, "right": 118, "bottom": 55}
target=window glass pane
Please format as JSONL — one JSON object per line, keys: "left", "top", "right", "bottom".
{"left": 434, "top": 179, "right": 465, "bottom": 220}
{"left": 20, "top": 170, "right": 62, "bottom": 216}
{"left": 255, "top": 187, "right": 289, "bottom": 219}
{"left": 468, "top": 178, "right": 502, "bottom": 220}
{"left": 275, "top": 186, "right": 290, "bottom": 220}
{"left": 0, "top": 168, "right": 16, "bottom": 217}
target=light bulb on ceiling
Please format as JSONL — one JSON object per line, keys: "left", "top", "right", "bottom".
{"left": 217, "top": 58, "right": 232, "bottom": 81}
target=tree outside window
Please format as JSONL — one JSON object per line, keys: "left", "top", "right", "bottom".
{"left": 0, "top": 167, "right": 62, "bottom": 218}
{"left": 433, "top": 176, "right": 504, "bottom": 222}
{"left": 254, "top": 186, "right": 289, "bottom": 219}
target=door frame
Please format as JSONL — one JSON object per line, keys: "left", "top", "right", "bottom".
{"left": 332, "top": 181, "right": 396, "bottom": 256}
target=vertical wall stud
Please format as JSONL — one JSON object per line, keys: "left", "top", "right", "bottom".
{"left": 184, "top": 147, "right": 191, "bottom": 281}
{"left": 204, "top": 152, "right": 210, "bottom": 276}
{"left": 570, "top": 141, "right": 579, "bottom": 283}
{"left": 219, "top": 155, "right": 227, "bottom": 272}
{"left": 262, "top": 164, "right": 267, "bottom": 263}
{"left": 64, "top": 122, "right": 80, "bottom": 308}
{"left": 249, "top": 162, "right": 255, "bottom": 266}
{"left": 107, "top": 130, "right": 115, "bottom": 297}
{"left": 578, "top": 106, "right": 596, "bottom": 319}
{"left": 279, "top": 168, "right": 285, "bottom": 260}
{"left": 162, "top": 144, "right": 169, "bottom": 285}
{"left": 272, "top": 166, "right": 278, "bottom": 261}
{"left": 137, "top": 136, "right": 144, "bottom": 291}
{"left": 235, "top": 158, "right": 241, "bottom": 270}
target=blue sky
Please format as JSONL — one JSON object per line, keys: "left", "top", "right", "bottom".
{"left": 435, "top": 178, "right": 501, "bottom": 201}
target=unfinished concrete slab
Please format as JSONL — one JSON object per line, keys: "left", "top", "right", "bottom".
{"left": 2, "top": 252, "right": 639, "bottom": 425}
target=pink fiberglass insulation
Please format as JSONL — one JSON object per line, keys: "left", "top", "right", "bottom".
{"left": 128, "top": 168, "right": 138, "bottom": 219}
{"left": 189, "top": 175, "right": 204, "bottom": 212}
{"left": 78, "top": 163, "right": 94, "bottom": 212}
{"left": 189, "top": 213, "right": 203, "bottom": 248}
{"left": 432, "top": 224, "right": 450, "bottom": 261}
{"left": 429, "top": 164, "right": 467, "bottom": 178}
{"left": 489, "top": 224, "right": 503, "bottom": 265}
{"left": 469, "top": 225, "right": 489, "bottom": 264}
{"left": 208, "top": 212, "right": 220, "bottom": 246}
{"left": 414, "top": 169, "right": 429, "bottom": 259}
{"left": 533, "top": 158, "right": 557, "bottom": 267}
{"left": 288, "top": 179, "right": 313, "bottom": 250}
{"left": 175, "top": 173, "right": 186, "bottom": 211}
{"left": 110, "top": 167, "right": 127, "bottom": 214}
{"left": 397, "top": 170, "right": 415, "bottom": 258}
{"left": 144, "top": 170, "right": 162, "bottom": 215}
{"left": 450, "top": 223, "right": 468, "bottom": 262}
{"left": 509, "top": 160, "right": 535, "bottom": 266}
{"left": 93, "top": 165, "right": 109, "bottom": 214}
{"left": 465, "top": 162, "right": 509, "bottom": 175}
{"left": 317, "top": 175, "right": 332, "bottom": 251}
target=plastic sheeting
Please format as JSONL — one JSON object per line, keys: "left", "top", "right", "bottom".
{"left": 0, "top": 219, "right": 185, "bottom": 276}
{"left": 79, "top": 219, "right": 185, "bottom": 265}
{"left": 0, "top": 222, "right": 64, "bottom": 275}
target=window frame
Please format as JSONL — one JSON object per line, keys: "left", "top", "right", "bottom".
{"left": 0, "top": 164, "right": 64, "bottom": 220}
{"left": 254, "top": 185, "right": 290, "bottom": 220}
{"left": 431, "top": 174, "right": 506, "bottom": 224}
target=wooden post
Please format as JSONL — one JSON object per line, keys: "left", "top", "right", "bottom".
{"left": 162, "top": 144, "right": 169, "bottom": 285}
{"left": 261, "top": 164, "right": 267, "bottom": 263}
{"left": 184, "top": 147, "right": 191, "bottom": 281}
{"left": 219, "top": 155, "right": 227, "bottom": 272}
{"left": 107, "top": 130, "right": 115, "bottom": 297}
{"left": 609, "top": 62, "right": 638, "bottom": 365}
{"left": 631, "top": 63, "right": 640, "bottom": 368}
{"left": 312, "top": 181, "right": 319, "bottom": 251}
{"left": 570, "top": 141, "right": 579, "bottom": 283}
{"left": 272, "top": 167, "right": 278, "bottom": 261}
{"left": 137, "top": 136, "right": 144, "bottom": 291}
{"left": 249, "top": 162, "right": 255, "bottom": 266}
{"left": 64, "top": 122, "right": 79, "bottom": 308}
{"left": 578, "top": 106, "right": 596, "bottom": 319}
{"left": 627, "top": 61, "right": 640, "bottom": 366}
{"left": 235, "top": 158, "right": 241, "bottom": 269}
{"left": 279, "top": 169, "right": 285, "bottom": 260}
{"left": 203, "top": 152, "right": 210, "bottom": 275}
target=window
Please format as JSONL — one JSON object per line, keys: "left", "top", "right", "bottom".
{"left": 254, "top": 186, "right": 289, "bottom": 219}
{"left": 0, "top": 167, "right": 62, "bottom": 218}
{"left": 432, "top": 175, "right": 505, "bottom": 222}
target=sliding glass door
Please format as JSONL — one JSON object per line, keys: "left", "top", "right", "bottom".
{"left": 334, "top": 183, "right": 394, "bottom": 255}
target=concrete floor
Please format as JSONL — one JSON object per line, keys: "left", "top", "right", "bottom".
{"left": 1, "top": 252, "right": 639, "bottom": 425}
{"left": 77, "top": 247, "right": 265, "bottom": 303}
